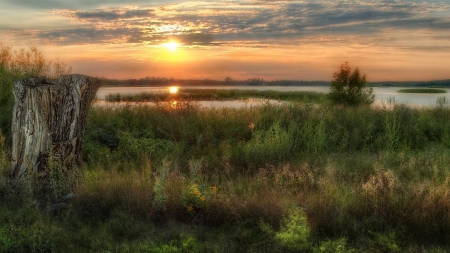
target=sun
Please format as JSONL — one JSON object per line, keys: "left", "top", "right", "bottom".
{"left": 168, "top": 86, "right": 179, "bottom": 94}
{"left": 165, "top": 41, "right": 179, "bottom": 52}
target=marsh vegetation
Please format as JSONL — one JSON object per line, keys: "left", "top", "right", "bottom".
{"left": 105, "top": 88, "right": 326, "bottom": 103}
{"left": 398, "top": 88, "right": 447, "bottom": 94}
{"left": 3, "top": 98, "right": 450, "bottom": 252}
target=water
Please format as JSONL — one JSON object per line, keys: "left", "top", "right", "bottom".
{"left": 372, "top": 87, "right": 450, "bottom": 107}
{"left": 96, "top": 86, "right": 450, "bottom": 108}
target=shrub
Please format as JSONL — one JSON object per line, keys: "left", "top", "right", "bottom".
{"left": 275, "top": 207, "right": 311, "bottom": 251}
{"left": 0, "top": 44, "right": 71, "bottom": 139}
{"left": 328, "top": 62, "right": 374, "bottom": 106}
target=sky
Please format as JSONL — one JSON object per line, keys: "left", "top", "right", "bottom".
{"left": 1, "top": 0, "right": 450, "bottom": 82}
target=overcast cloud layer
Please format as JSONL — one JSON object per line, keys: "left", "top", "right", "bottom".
{"left": 1, "top": 0, "right": 450, "bottom": 80}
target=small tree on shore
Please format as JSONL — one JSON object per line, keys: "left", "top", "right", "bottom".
{"left": 328, "top": 62, "right": 374, "bottom": 106}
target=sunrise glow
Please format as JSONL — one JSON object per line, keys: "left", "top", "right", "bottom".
{"left": 2, "top": 1, "right": 449, "bottom": 81}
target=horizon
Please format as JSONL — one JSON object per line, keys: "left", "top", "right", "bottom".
{"left": 101, "top": 76, "right": 450, "bottom": 84}
{"left": 2, "top": 0, "right": 450, "bottom": 82}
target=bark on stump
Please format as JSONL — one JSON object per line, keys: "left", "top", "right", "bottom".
{"left": 10, "top": 74, "right": 101, "bottom": 205}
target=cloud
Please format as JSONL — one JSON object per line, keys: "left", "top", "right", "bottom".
{"left": 8, "top": 0, "right": 450, "bottom": 48}
{"left": 37, "top": 27, "right": 146, "bottom": 45}
{"left": 139, "top": 33, "right": 215, "bottom": 45}
{"left": 1, "top": 0, "right": 182, "bottom": 9}
{"left": 74, "top": 9, "right": 154, "bottom": 21}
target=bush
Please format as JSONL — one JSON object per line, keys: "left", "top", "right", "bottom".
{"left": 328, "top": 62, "right": 374, "bottom": 106}
{"left": 275, "top": 207, "right": 311, "bottom": 251}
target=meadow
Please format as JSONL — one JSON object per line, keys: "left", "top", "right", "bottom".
{"left": 2, "top": 91, "right": 450, "bottom": 252}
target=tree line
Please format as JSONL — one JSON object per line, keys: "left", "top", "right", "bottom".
{"left": 101, "top": 76, "right": 450, "bottom": 87}
{"left": 101, "top": 76, "right": 330, "bottom": 87}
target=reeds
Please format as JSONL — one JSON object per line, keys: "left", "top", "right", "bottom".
{"left": 105, "top": 89, "right": 326, "bottom": 103}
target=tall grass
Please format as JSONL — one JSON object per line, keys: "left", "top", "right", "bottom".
{"left": 3, "top": 100, "right": 450, "bottom": 251}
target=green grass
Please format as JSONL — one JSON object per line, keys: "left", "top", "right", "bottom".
{"left": 3, "top": 99, "right": 450, "bottom": 251}
{"left": 105, "top": 89, "right": 326, "bottom": 103}
{"left": 397, "top": 88, "right": 447, "bottom": 93}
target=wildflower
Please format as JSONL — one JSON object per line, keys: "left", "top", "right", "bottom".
{"left": 187, "top": 205, "right": 194, "bottom": 212}
{"left": 193, "top": 188, "right": 201, "bottom": 196}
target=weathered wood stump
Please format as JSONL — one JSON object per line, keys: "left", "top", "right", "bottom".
{"left": 10, "top": 74, "right": 101, "bottom": 205}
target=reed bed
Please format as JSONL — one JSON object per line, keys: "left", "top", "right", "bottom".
{"left": 397, "top": 88, "right": 447, "bottom": 93}
{"left": 105, "top": 89, "right": 326, "bottom": 103}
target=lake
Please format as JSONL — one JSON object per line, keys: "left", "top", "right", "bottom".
{"left": 96, "top": 86, "right": 450, "bottom": 108}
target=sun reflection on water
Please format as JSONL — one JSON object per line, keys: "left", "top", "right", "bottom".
{"left": 168, "top": 86, "right": 179, "bottom": 94}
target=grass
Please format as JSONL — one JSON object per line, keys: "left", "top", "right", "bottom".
{"left": 105, "top": 89, "right": 326, "bottom": 103}
{"left": 397, "top": 88, "right": 447, "bottom": 93}
{"left": 3, "top": 97, "right": 450, "bottom": 251}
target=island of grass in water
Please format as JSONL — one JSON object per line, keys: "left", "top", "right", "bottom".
{"left": 397, "top": 88, "right": 447, "bottom": 93}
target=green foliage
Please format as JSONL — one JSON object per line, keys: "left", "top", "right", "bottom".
{"left": 244, "top": 122, "right": 294, "bottom": 167}
{"left": 147, "top": 237, "right": 201, "bottom": 253}
{"left": 179, "top": 159, "right": 219, "bottom": 213}
{"left": 45, "top": 152, "right": 79, "bottom": 200}
{"left": 315, "top": 238, "right": 354, "bottom": 253}
{"left": 369, "top": 231, "right": 401, "bottom": 252}
{"left": 153, "top": 159, "right": 170, "bottom": 211}
{"left": 0, "top": 44, "right": 72, "bottom": 139}
{"left": 275, "top": 207, "right": 311, "bottom": 251}
{"left": 382, "top": 110, "right": 401, "bottom": 151}
{"left": 6, "top": 93, "right": 450, "bottom": 251}
{"left": 328, "top": 62, "right": 374, "bottom": 106}
{"left": 298, "top": 107, "right": 328, "bottom": 153}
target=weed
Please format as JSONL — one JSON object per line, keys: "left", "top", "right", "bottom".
{"left": 153, "top": 159, "right": 170, "bottom": 212}
{"left": 315, "top": 238, "right": 354, "bottom": 253}
{"left": 245, "top": 122, "right": 293, "bottom": 167}
{"left": 274, "top": 207, "right": 311, "bottom": 251}
{"left": 383, "top": 110, "right": 401, "bottom": 151}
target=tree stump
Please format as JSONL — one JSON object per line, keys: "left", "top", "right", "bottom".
{"left": 10, "top": 74, "right": 101, "bottom": 204}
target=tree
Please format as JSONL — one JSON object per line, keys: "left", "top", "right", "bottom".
{"left": 0, "top": 44, "right": 72, "bottom": 139}
{"left": 328, "top": 62, "right": 374, "bottom": 106}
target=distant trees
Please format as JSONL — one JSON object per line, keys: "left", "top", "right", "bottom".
{"left": 328, "top": 62, "right": 374, "bottom": 106}
{"left": 225, "top": 77, "right": 233, "bottom": 83}
{"left": 102, "top": 76, "right": 330, "bottom": 87}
